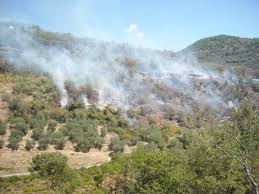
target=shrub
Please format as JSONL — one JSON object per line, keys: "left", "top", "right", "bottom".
{"left": 30, "top": 152, "right": 68, "bottom": 176}
{"left": 47, "top": 119, "right": 58, "bottom": 132}
{"left": 38, "top": 134, "right": 50, "bottom": 150}
{"left": 59, "top": 126, "right": 69, "bottom": 136}
{"left": 66, "top": 98, "right": 84, "bottom": 111}
{"left": 0, "top": 121, "right": 6, "bottom": 135}
{"left": 51, "top": 132, "right": 65, "bottom": 150}
{"left": 10, "top": 129, "right": 24, "bottom": 140}
{"left": 13, "top": 78, "right": 34, "bottom": 95}
{"left": 130, "top": 151, "right": 192, "bottom": 194}
{"left": 25, "top": 139, "right": 35, "bottom": 151}
{"left": 109, "top": 137, "right": 125, "bottom": 154}
{"left": 100, "top": 127, "right": 108, "bottom": 137}
{"left": 15, "top": 121, "right": 29, "bottom": 135}
{"left": 30, "top": 152, "right": 77, "bottom": 192}
{"left": 32, "top": 128, "right": 44, "bottom": 141}
{"left": 0, "top": 139, "right": 4, "bottom": 148}
{"left": 30, "top": 118, "right": 46, "bottom": 129}
{"left": 127, "top": 137, "right": 138, "bottom": 146}
{"left": 8, "top": 136, "right": 19, "bottom": 150}
{"left": 75, "top": 137, "right": 94, "bottom": 152}
{"left": 55, "top": 137, "right": 65, "bottom": 150}
{"left": 67, "top": 119, "right": 100, "bottom": 152}
{"left": 48, "top": 108, "right": 68, "bottom": 123}
{"left": 8, "top": 97, "right": 27, "bottom": 116}
{"left": 30, "top": 152, "right": 80, "bottom": 193}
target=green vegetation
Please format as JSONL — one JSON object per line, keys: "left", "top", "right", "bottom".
{"left": 30, "top": 152, "right": 78, "bottom": 192}
{"left": 183, "top": 35, "right": 259, "bottom": 76}
{"left": 25, "top": 139, "right": 35, "bottom": 151}
{"left": 109, "top": 137, "right": 125, "bottom": 154}
{"left": 0, "top": 121, "right": 6, "bottom": 135}
{"left": 0, "top": 138, "right": 4, "bottom": 148}
{"left": 0, "top": 103, "right": 258, "bottom": 193}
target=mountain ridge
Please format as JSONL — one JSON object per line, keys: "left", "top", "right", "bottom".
{"left": 181, "top": 34, "right": 259, "bottom": 75}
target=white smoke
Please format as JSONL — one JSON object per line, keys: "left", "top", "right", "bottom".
{"left": 0, "top": 22, "right": 236, "bottom": 115}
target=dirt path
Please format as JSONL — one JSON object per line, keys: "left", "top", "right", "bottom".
{"left": 0, "top": 172, "right": 31, "bottom": 178}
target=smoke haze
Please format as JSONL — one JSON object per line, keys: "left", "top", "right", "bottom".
{"left": 0, "top": 22, "right": 236, "bottom": 116}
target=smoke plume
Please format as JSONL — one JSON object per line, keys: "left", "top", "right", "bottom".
{"left": 0, "top": 22, "right": 236, "bottom": 116}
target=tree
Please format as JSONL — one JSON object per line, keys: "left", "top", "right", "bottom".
{"left": 25, "top": 139, "right": 35, "bottom": 151}
{"left": 38, "top": 134, "right": 50, "bottom": 150}
{"left": 15, "top": 121, "right": 29, "bottom": 135}
{"left": 30, "top": 152, "right": 67, "bottom": 176}
{"left": 51, "top": 132, "right": 65, "bottom": 150}
{"left": 188, "top": 132, "right": 248, "bottom": 194}
{"left": 8, "top": 136, "right": 19, "bottom": 150}
{"left": 32, "top": 128, "right": 44, "bottom": 141}
{"left": 209, "top": 103, "right": 259, "bottom": 194}
{"left": 128, "top": 151, "right": 192, "bottom": 193}
{"left": 67, "top": 119, "right": 100, "bottom": 152}
{"left": 30, "top": 152, "right": 76, "bottom": 191}
{"left": 8, "top": 97, "right": 27, "bottom": 116}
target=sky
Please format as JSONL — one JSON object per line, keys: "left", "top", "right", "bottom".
{"left": 0, "top": 0, "right": 259, "bottom": 51}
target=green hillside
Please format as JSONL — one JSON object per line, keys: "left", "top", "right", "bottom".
{"left": 182, "top": 35, "right": 259, "bottom": 75}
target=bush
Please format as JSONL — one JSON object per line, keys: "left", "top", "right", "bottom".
{"left": 15, "top": 121, "right": 29, "bottom": 135}
{"left": 8, "top": 136, "right": 19, "bottom": 150}
{"left": 59, "top": 125, "right": 69, "bottom": 136}
{"left": 30, "top": 152, "right": 76, "bottom": 191}
{"left": 66, "top": 98, "right": 84, "bottom": 111}
{"left": 75, "top": 137, "right": 95, "bottom": 152}
{"left": 109, "top": 137, "right": 125, "bottom": 154}
{"left": 25, "top": 139, "right": 35, "bottom": 151}
{"left": 130, "top": 151, "right": 192, "bottom": 194}
{"left": 9, "top": 121, "right": 25, "bottom": 144}
{"left": 32, "top": 128, "right": 44, "bottom": 141}
{"left": 0, "top": 121, "right": 6, "bottom": 135}
{"left": 13, "top": 78, "right": 34, "bottom": 95}
{"left": 0, "top": 139, "right": 4, "bottom": 148}
{"left": 127, "top": 137, "right": 138, "bottom": 146}
{"left": 47, "top": 119, "right": 58, "bottom": 132}
{"left": 67, "top": 119, "right": 100, "bottom": 152}
{"left": 100, "top": 127, "right": 107, "bottom": 137}
{"left": 48, "top": 108, "right": 68, "bottom": 123}
{"left": 30, "top": 118, "right": 46, "bottom": 129}
{"left": 10, "top": 129, "right": 23, "bottom": 140}
{"left": 30, "top": 152, "right": 68, "bottom": 175}
{"left": 38, "top": 134, "right": 50, "bottom": 150}
{"left": 8, "top": 97, "right": 27, "bottom": 116}
{"left": 55, "top": 137, "right": 65, "bottom": 150}
{"left": 51, "top": 132, "right": 65, "bottom": 150}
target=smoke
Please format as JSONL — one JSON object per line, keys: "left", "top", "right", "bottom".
{"left": 0, "top": 22, "right": 237, "bottom": 116}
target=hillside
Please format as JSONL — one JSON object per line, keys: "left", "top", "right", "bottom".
{"left": 0, "top": 23, "right": 259, "bottom": 193}
{"left": 182, "top": 35, "right": 259, "bottom": 76}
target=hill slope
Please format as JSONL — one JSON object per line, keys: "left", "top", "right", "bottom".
{"left": 181, "top": 35, "right": 259, "bottom": 75}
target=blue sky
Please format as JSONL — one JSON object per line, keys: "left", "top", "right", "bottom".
{"left": 0, "top": 0, "right": 259, "bottom": 51}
